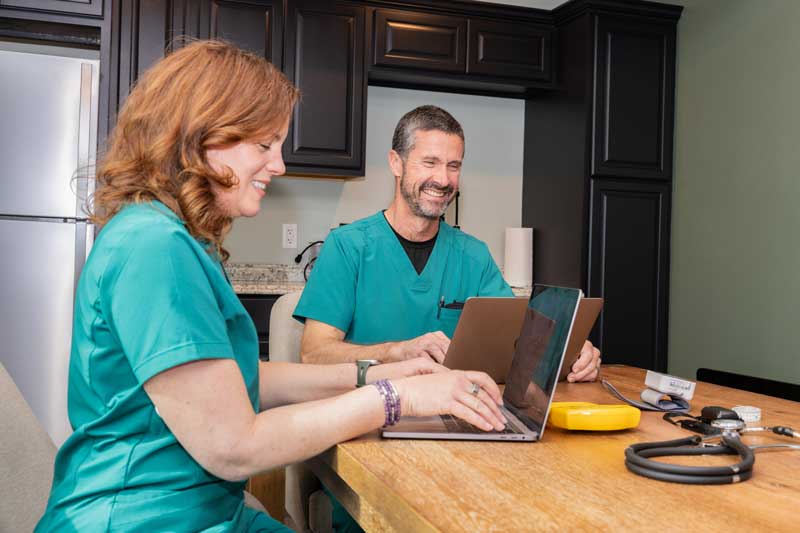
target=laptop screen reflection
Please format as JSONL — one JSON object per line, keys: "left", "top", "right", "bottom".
{"left": 503, "top": 286, "right": 582, "bottom": 434}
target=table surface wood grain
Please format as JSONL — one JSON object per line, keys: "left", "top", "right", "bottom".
{"left": 306, "top": 365, "right": 800, "bottom": 532}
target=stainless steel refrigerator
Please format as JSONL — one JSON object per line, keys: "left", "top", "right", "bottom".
{"left": 0, "top": 43, "right": 99, "bottom": 446}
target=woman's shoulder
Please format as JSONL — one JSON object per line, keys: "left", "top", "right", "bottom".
{"left": 92, "top": 201, "right": 207, "bottom": 270}
{"left": 102, "top": 201, "right": 192, "bottom": 246}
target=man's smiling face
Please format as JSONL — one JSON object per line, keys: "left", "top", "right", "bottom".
{"left": 391, "top": 129, "right": 464, "bottom": 220}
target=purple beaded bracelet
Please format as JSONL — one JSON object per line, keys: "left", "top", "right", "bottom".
{"left": 373, "top": 379, "right": 401, "bottom": 426}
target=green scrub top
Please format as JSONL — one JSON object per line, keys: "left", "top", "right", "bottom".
{"left": 35, "top": 202, "right": 289, "bottom": 533}
{"left": 294, "top": 211, "right": 512, "bottom": 342}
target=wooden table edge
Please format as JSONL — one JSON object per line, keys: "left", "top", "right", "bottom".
{"left": 306, "top": 443, "right": 440, "bottom": 533}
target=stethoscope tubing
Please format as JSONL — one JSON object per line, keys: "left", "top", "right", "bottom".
{"left": 625, "top": 433, "right": 756, "bottom": 484}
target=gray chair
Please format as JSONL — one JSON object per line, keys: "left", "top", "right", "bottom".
{"left": 0, "top": 362, "right": 268, "bottom": 530}
{"left": 268, "top": 291, "right": 332, "bottom": 533}
{"left": 0, "top": 362, "right": 57, "bottom": 532}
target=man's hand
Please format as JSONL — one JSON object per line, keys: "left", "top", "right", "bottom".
{"left": 566, "top": 340, "right": 601, "bottom": 382}
{"left": 369, "top": 356, "right": 446, "bottom": 383}
{"left": 387, "top": 331, "right": 450, "bottom": 363}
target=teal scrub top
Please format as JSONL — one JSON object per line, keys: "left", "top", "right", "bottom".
{"left": 35, "top": 202, "right": 289, "bottom": 533}
{"left": 294, "top": 211, "right": 513, "bottom": 342}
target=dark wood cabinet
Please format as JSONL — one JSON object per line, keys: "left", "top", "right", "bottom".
{"left": 110, "top": 0, "right": 281, "bottom": 126}
{"left": 587, "top": 179, "right": 671, "bottom": 371}
{"left": 209, "top": 0, "right": 282, "bottom": 64}
{"left": 523, "top": 2, "right": 681, "bottom": 372}
{"left": 467, "top": 19, "right": 552, "bottom": 82}
{"left": 372, "top": 8, "right": 466, "bottom": 73}
{"left": 283, "top": 0, "right": 366, "bottom": 176}
{"left": 0, "top": 0, "right": 103, "bottom": 17}
{"left": 239, "top": 294, "right": 279, "bottom": 359}
{"left": 369, "top": 5, "right": 555, "bottom": 91}
{"left": 592, "top": 15, "right": 676, "bottom": 180}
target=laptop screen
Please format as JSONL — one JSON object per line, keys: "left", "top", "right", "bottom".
{"left": 502, "top": 285, "right": 582, "bottom": 434}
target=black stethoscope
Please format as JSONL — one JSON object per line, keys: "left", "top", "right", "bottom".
{"left": 625, "top": 410, "right": 800, "bottom": 485}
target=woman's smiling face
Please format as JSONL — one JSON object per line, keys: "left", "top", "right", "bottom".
{"left": 207, "top": 118, "right": 290, "bottom": 218}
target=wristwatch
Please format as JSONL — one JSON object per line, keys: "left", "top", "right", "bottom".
{"left": 355, "top": 359, "right": 381, "bottom": 387}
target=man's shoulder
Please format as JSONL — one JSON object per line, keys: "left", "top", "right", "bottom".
{"left": 328, "top": 211, "right": 385, "bottom": 246}
{"left": 442, "top": 223, "right": 493, "bottom": 262}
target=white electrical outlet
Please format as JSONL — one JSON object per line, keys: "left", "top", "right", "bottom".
{"left": 282, "top": 223, "right": 298, "bottom": 249}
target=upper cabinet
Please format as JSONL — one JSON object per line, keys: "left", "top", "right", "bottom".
{"left": 592, "top": 15, "right": 676, "bottom": 180}
{"left": 467, "top": 19, "right": 552, "bottom": 82}
{"left": 370, "top": 6, "right": 554, "bottom": 86}
{"left": 283, "top": 0, "right": 366, "bottom": 177}
{"left": 0, "top": 0, "right": 103, "bottom": 17}
{"left": 372, "top": 9, "right": 466, "bottom": 73}
{"left": 208, "top": 0, "right": 283, "bottom": 66}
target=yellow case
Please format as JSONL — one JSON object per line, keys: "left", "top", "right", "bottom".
{"left": 548, "top": 402, "right": 640, "bottom": 431}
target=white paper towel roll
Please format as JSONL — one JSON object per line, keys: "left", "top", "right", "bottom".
{"left": 504, "top": 227, "right": 533, "bottom": 287}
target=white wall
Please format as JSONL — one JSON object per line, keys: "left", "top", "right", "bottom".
{"left": 226, "top": 86, "right": 525, "bottom": 266}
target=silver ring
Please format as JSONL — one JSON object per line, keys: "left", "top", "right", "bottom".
{"left": 470, "top": 382, "right": 480, "bottom": 395}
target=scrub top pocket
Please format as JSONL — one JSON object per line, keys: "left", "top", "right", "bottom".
{"left": 437, "top": 307, "right": 463, "bottom": 331}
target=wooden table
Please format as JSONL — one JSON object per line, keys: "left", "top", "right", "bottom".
{"left": 306, "top": 365, "right": 800, "bottom": 532}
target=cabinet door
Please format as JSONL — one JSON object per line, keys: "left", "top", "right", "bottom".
{"left": 0, "top": 0, "right": 102, "bottom": 17}
{"left": 284, "top": 0, "right": 366, "bottom": 176}
{"left": 592, "top": 15, "right": 676, "bottom": 180}
{"left": 112, "top": 0, "right": 280, "bottom": 120}
{"left": 587, "top": 179, "right": 670, "bottom": 372}
{"left": 113, "top": 0, "right": 207, "bottom": 113}
{"left": 467, "top": 19, "right": 552, "bottom": 82}
{"left": 209, "top": 0, "right": 282, "bottom": 65}
{"left": 372, "top": 8, "right": 466, "bottom": 74}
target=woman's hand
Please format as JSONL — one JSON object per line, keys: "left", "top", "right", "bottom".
{"left": 391, "top": 370, "right": 507, "bottom": 432}
{"left": 369, "top": 356, "right": 446, "bottom": 382}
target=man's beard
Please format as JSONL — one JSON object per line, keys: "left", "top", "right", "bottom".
{"left": 399, "top": 172, "right": 455, "bottom": 220}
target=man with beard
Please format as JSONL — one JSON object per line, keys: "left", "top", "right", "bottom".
{"left": 294, "top": 105, "right": 601, "bottom": 382}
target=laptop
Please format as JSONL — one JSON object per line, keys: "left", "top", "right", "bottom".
{"left": 445, "top": 295, "right": 603, "bottom": 384}
{"left": 443, "top": 297, "right": 529, "bottom": 382}
{"left": 383, "top": 285, "right": 583, "bottom": 442}
{"left": 558, "top": 297, "right": 604, "bottom": 381}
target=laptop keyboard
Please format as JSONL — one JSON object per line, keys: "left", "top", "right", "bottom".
{"left": 440, "top": 414, "right": 523, "bottom": 435}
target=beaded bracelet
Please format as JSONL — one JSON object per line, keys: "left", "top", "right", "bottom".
{"left": 373, "top": 379, "right": 401, "bottom": 426}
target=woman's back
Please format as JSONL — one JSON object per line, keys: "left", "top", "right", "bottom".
{"left": 36, "top": 201, "right": 261, "bottom": 532}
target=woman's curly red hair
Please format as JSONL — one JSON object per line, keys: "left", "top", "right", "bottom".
{"left": 92, "top": 40, "right": 299, "bottom": 260}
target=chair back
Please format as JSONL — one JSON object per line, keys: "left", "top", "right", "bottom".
{"left": 268, "top": 291, "right": 327, "bottom": 532}
{"left": 268, "top": 291, "right": 304, "bottom": 364}
{"left": 697, "top": 368, "right": 800, "bottom": 402}
{"left": 0, "top": 362, "right": 57, "bottom": 532}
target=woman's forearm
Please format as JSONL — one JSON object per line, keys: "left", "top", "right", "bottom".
{"left": 258, "top": 361, "right": 360, "bottom": 408}
{"left": 228, "top": 384, "right": 386, "bottom": 479}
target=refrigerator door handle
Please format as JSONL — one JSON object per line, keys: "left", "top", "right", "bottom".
{"left": 85, "top": 223, "right": 95, "bottom": 261}
{"left": 77, "top": 62, "right": 95, "bottom": 218}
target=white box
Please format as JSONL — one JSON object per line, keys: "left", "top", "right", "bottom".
{"left": 645, "top": 370, "right": 696, "bottom": 400}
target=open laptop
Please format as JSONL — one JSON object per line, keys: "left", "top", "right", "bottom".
{"left": 558, "top": 297, "right": 603, "bottom": 381}
{"left": 383, "top": 285, "right": 583, "bottom": 442}
{"left": 443, "top": 297, "right": 529, "bottom": 382}
{"left": 445, "top": 295, "right": 603, "bottom": 383}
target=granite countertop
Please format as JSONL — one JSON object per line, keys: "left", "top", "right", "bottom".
{"left": 226, "top": 263, "right": 306, "bottom": 295}
{"left": 225, "top": 263, "right": 532, "bottom": 297}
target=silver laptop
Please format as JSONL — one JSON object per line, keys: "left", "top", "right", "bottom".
{"left": 382, "top": 285, "right": 583, "bottom": 442}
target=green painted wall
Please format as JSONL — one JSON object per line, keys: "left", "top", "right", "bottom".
{"left": 669, "top": 0, "right": 800, "bottom": 384}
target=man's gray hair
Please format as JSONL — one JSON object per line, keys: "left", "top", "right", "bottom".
{"left": 391, "top": 105, "right": 464, "bottom": 160}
